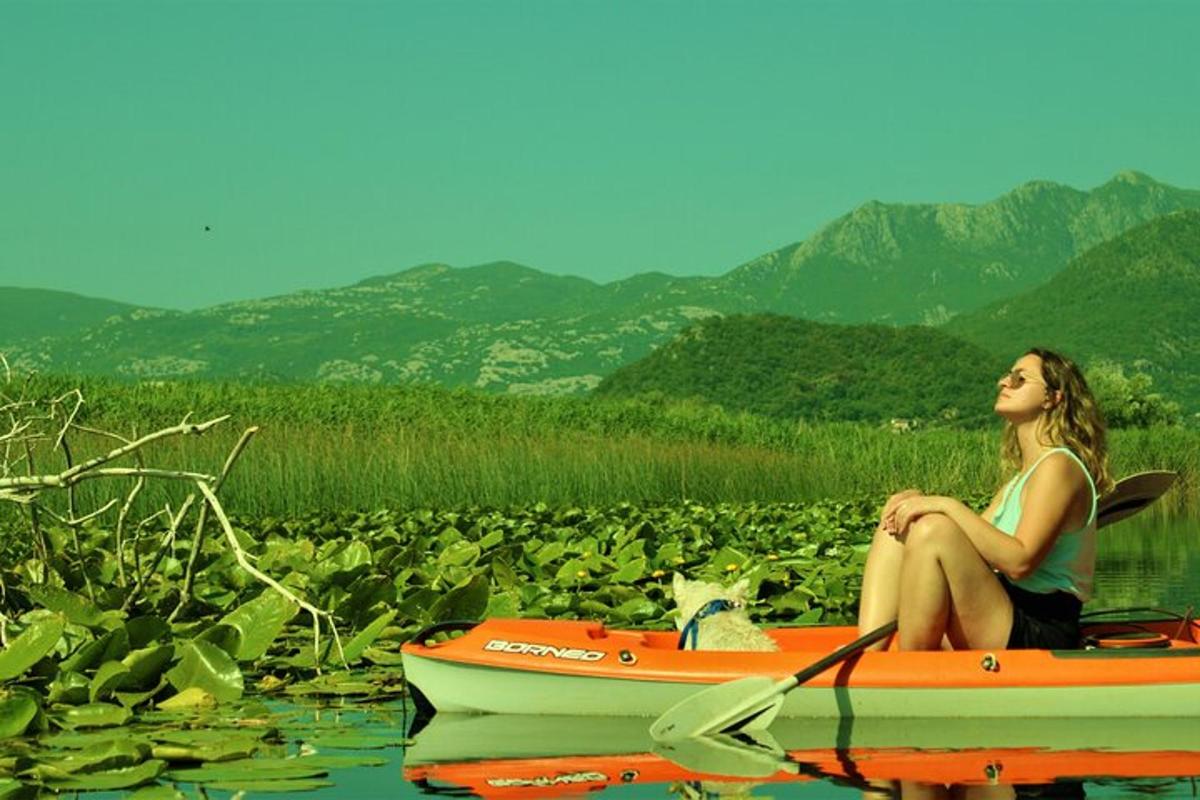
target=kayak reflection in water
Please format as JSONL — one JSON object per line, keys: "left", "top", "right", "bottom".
{"left": 862, "top": 778, "right": 1086, "bottom": 800}
{"left": 856, "top": 348, "right": 1113, "bottom": 652}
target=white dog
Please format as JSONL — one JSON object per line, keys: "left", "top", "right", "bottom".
{"left": 671, "top": 572, "right": 779, "bottom": 652}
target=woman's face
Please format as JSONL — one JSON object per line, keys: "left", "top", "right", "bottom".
{"left": 993, "top": 353, "right": 1050, "bottom": 420}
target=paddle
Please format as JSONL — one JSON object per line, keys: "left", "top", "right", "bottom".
{"left": 650, "top": 470, "right": 1178, "bottom": 743}
{"left": 653, "top": 728, "right": 798, "bottom": 779}
{"left": 650, "top": 620, "right": 896, "bottom": 742}
{"left": 1096, "top": 470, "right": 1177, "bottom": 529}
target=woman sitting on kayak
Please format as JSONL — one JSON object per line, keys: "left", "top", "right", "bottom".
{"left": 857, "top": 348, "right": 1113, "bottom": 651}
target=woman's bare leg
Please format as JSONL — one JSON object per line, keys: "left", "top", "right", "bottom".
{"left": 858, "top": 525, "right": 907, "bottom": 650}
{"left": 897, "top": 514, "right": 1013, "bottom": 651}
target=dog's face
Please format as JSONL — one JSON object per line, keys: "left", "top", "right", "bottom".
{"left": 671, "top": 572, "right": 750, "bottom": 630}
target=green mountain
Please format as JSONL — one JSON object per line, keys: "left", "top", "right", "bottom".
{"left": 716, "top": 171, "right": 1200, "bottom": 325}
{"left": 0, "top": 288, "right": 139, "bottom": 347}
{"left": 594, "top": 314, "right": 1008, "bottom": 427}
{"left": 945, "top": 209, "right": 1200, "bottom": 417}
{"left": 1, "top": 263, "right": 723, "bottom": 392}
{"left": 2, "top": 171, "right": 1196, "bottom": 398}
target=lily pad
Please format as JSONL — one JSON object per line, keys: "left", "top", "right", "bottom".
{"left": 338, "top": 610, "right": 396, "bottom": 664}
{"left": 166, "top": 640, "right": 243, "bottom": 703}
{"left": 157, "top": 687, "right": 218, "bottom": 711}
{"left": 61, "top": 627, "right": 130, "bottom": 674}
{"left": 89, "top": 660, "right": 131, "bottom": 702}
{"left": 428, "top": 574, "right": 489, "bottom": 622}
{"left": 122, "top": 645, "right": 175, "bottom": 689}
{"left": 25, "top": 586, "right": 104, "bottom": 629}
{"left": 31, "top": 739, "right": 151, "bottom": 779}
{"left": 218, "top": 590, "right": 298, "bottom": 662}
{"left": 205, "top": 778, "right": 334, "bottom": 792}
{"left": 167, "top": 758, "right": 329, "bottom": 783}
{"left": 53, "top": 702, "right": 132, "bottom": 729}
{"left": 0, "top": 615, "right": 64, "bottom": 681}
{"left": 42, "top": 759, "right": 165, "bottom": 790}
{"left": 0, "top": 691, "right": 40, "bottom": 739}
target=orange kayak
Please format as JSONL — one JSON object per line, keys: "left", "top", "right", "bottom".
{"left": 400, "top": 617, "right": 1200, "bottom": 718}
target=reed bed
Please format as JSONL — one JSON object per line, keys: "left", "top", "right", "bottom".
{"left": 7, "top": 374, "right": 1197, "bottom": 520}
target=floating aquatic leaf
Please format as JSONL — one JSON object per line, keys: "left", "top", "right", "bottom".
{"left": 125, "top": 616, "right": 171, "bottom": 649}
{"left": 313, "top": 540, "right": 372, "bottom": 583}
{"left": 89, "top": 660, "right": 131, "bottom": 703}
{"left": 218, "top": 590, "right": 298, "bottom": 662}
{"left": 0, "top": 691, "right": 40, "bottom": 739}
{"left": 437, "top": 540, "right": 480, "bottom": 569}
{"left": 0, "top": 779, "right": 37, "bottom": 800}
{"left": 611, "top": 597, "right": 661, "bottom": 624}
{"left": 300, "top": 734, "right": 399, "bottom": 750}
{"left": 611, "top": 556, "right": 647, "bottom": 583}
{"left": 491, "top": 557, "right": 519, "bottom": 590}
{"left": 24, "top": 586, "right": 105, "bottom": 629}
{"left": 0, "top": 615, "right": 64, "bottom": 681}
{"left": 32, "top": 739, "right": 151, "bottom": 779}
{"left": 167, "top": 758, "right": 329, "bottom": 783}
{"left": 41, "top": 759, "right": 165, "bottom": 790}
{"left": 150, "top": 739, "right": 259, "bottom": 763}
{"left": 205, "top": 778, "right": 334, "bottom": 792}
{"left": 157, "top": 687, "right": 217, "bottom": 711}
{"left": 125, "top": 786, "right": 187, "bottom": 800}
{"left": 53, "top": 702, "right": 132, "bottom": 729}
{"left": 46, "top": 671, "right": 89, "bottom": 706}
{"left": 554, "top": 558, "right": 586, "bottom": 586}
{"left": 166, "top": 641, "right": 243, "bottom": 703}
{"left": 194, "top": 624, "right": 242, "bottom": 660}
{"left": 339, "top": 610, "right": 396, "bottom": 664}
{"left": 121, "top": 645, "right": 175, "bottom": 690}
{"left": 428, "top": 574, "right": 489, "bottom": 623}
{"left": 114, "top": 678, "right": 167, "bottom": 709}
{"left": 61, "top": 627, "right": 130, "bottom": 674}
{"left": 530, "top": 540, "right": 565, "bottom": 567}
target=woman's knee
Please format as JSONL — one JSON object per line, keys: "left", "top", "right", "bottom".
{"left": 905, "top": 513, "right": 961, "bottom": 551}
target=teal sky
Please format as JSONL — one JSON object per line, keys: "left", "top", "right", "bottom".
{"left": 2, "top": 1, "right": 1198, "bottom": 310}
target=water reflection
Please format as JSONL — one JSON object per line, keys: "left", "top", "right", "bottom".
{"left": 404, "top": 715, "right": 1200, "bottom": 798}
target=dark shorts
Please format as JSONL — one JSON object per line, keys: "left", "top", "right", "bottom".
{"left": 1000, "top": 577, "right": 1082, "bottom": 650}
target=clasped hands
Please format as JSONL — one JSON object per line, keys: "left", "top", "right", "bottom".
{"left": 878, "top": 489, "right": 951, "bottom": 538}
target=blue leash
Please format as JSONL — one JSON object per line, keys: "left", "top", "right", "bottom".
{"left": 677, "top": 599, "right": 739, "bottom": 650}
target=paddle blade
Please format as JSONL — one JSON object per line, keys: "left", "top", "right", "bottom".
{"left": 653, "top": 729, "right": 797, "bottom": 779}
{"left": 1098, "top": 470, "right": 1177, "bottom": 529}
{"left": 650, "top": 676, "right": 786, "bottom": 743}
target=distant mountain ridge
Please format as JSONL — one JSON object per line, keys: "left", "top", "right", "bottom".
{"left": 718, "top": 170, "right": 1200, "bottom": 324}
{"left": 946, "top": 208, "right": 1200, "bottom": 416}
{"left": 3, "top": 171, "right": 1198, "bottom": 400}
{"left": 0, "top": 288, "right": 139, "bottom": 345}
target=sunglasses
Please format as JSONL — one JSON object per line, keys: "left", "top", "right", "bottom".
{"left": 1000, "top": 369, "right": 1047, "bottom": 389}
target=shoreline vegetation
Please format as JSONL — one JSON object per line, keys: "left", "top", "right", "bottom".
{"left": 7, "top": 375, "right": 1197, "bottom": 520}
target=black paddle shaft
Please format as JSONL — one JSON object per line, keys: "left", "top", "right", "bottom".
{"left": 790, "top": 620, "right": 898, "bottom": 684}
{"left": 719, "top": 619, "right": 899, "bottom": 735}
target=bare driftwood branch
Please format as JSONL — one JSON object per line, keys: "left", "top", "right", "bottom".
{"left": 170, "top": 426, "right": 259, "bottom": 622}
{"left": 0, "top": 415, "right": 228, "bottom": 494}
{"left": 196, "top": 479, "right": 346, "bottom": 671}
{"left": 39, "top": 497, "right": 120, "bottom": 527}
{"left": 123, "top": 495, "right": 195, "bottom": 612}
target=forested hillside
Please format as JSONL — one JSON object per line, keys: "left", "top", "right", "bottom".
{"left": 595, "top": 314, "right": 1008, "bottom": 427}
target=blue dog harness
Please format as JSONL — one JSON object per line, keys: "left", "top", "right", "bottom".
{"left": 677, "top": 599, "right": 740, "bottom": 650}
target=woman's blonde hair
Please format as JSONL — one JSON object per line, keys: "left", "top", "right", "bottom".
{"left": 1000, "top": 348, "right": 1114, "bottom": 498}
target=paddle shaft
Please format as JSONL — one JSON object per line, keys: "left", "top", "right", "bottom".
{"left": 784, "top": 619, "right": 898, "bottom": 687}
{"left": 717, "top": 620, "right": 899, "bottom": 735}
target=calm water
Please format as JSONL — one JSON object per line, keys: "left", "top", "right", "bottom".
{"left": 100, "top": 515, "right": 1200, "bottom": 798}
